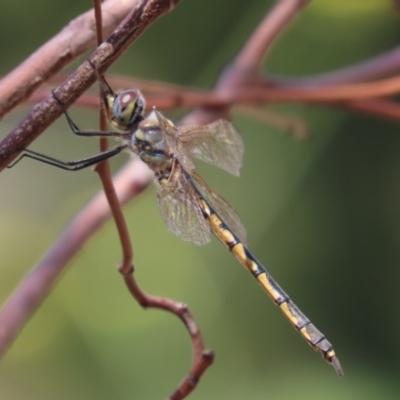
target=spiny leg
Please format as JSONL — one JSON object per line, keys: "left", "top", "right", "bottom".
{"left": 87, "top": 59, "right": 116, "bottom": 107}
{"left": 7, "top": 145, "right": 127, "bottom": 171}
{"left": 51, "top": 89, "right": 126, "bottom": 139}
{"left": 8, "top": 75, "right": 128, "bottom": 170}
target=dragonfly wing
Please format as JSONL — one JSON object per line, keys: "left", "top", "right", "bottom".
{"left": 191, "top": 171, "right": 248, "bottom": 245}
{"left": 179, "top": 120, "right": 244, "bottom": 176}
{"left": 157, "top": 168, "right": 211, "bottom": 245}
{"left": 154, "top": 110, "right": 195, "bottom": 172}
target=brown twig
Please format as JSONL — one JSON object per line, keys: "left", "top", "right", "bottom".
{"left": 92, "top": 0, "right": 134, "bottom": 271}
{"left": 338, "top": 98, "right": 400, "bottom": 121}
{"left": 235, "top": 0, "right": 309, "bottom": 71}
{"left": 91, "top": 2, "right": 214, "bottom": 397}
{"left": 0, "top": 0, "right": 140, "bottom": 119}
{"left": 121, "top": 273, "right": 215, "bottom": 399}
{"left": 180, "top": 0, "right": 311, "bottom": 125}
{"left": 266, "top": 45, "right": 400, "bottom": 86}
{"left": 24, "top": 73, "right": 400, "bottom": 126}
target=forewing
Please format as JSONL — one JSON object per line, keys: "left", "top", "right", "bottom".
{"left": 155, "top": 110, "right": 195, "bottom": 172}
{"left": 157, "top": 168, "right": 211, "bottom": 245}
{"left": 179, "top": 120, "right": 244, "bottom": 176}
{"left": 191, "top": 172, "right": 247, "bottom": 244}
{"left": 155, "top": 110, "right": 243, "bottom": 176}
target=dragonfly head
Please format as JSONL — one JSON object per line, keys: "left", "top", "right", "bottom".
{"left": 106, "top": 89, "right": 146, "bottom": 132}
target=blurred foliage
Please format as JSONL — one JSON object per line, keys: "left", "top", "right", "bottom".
{"left": 1, "top": 0, "right": 400, "bottom": 399}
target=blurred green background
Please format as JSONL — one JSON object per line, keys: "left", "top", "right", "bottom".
{"left": 1, "top": 0, "right": 400, "bottom": 399}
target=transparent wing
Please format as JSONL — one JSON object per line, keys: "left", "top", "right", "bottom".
{"left": 179, "top": 120, "right": 244, "bottom": 176}
{"left": 154, "top": 110, "right": 196, "bottom": 172}
{"left": 157, "top": 165, "right": 211, "bottom": 245}
{"left": 191, "top": 171, "right": 247, "bottom": 245}
{"left": 155, "top": 110, "right": 244, "bottom": 176}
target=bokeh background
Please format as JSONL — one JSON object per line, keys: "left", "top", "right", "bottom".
{"left": 1, "top": 0, "right": 400, "bottom": 399}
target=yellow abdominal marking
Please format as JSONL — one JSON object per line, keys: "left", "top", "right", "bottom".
{"left": 256, "top": 273, "right": 284, "bottom": 303}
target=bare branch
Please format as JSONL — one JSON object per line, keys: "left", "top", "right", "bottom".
{"left": 337, "top": 98, "right": 400, "bottom": 121}
{"left": 235, "top": 0, "right": 309, "bottom": 70}
{"left": 267, "top": 45, "right": 400, "bottom": 86}
{"left": 91, "top": 3, "right": 215, "bottom": 393}
{"left": 120, "top": 272, "right": 215, "bottom": 400}
{"left": 182, "top": 0, "right": 310, "bottom": 124}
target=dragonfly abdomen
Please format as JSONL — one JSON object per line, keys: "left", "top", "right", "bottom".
{"left": 198, "top": 197, "right": 343, "bottom": 377}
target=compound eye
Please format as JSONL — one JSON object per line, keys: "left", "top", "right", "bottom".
{"left": 113, "top": 89, "right": 146, "bottom": 129}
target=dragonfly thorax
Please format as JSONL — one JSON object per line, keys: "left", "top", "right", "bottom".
{"left": 130, "top": 111, "right": 173, "bottom": 172}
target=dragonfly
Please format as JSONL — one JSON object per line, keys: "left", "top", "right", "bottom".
{"left": 9, "top": 69, "right": 343, "bottom": 377}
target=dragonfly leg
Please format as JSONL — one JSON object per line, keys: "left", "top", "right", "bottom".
{"left": 51, "top": 89, "right": 124, "bottom": 139}
{"left": 87, "top": 59, "right": 116, "bottom": 102}
{"left": 7, "top": 145, "right": 127, "bottom": 171}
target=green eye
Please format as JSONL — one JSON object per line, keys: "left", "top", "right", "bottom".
{"left": 112, "top": 89, "right": 145, "bottom": 129}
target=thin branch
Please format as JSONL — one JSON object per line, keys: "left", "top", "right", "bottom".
{"left": 249, "top": 74, "right": 400, "bottom": 101}
{"left": 92, "top": 0, "right": 214, "bottom": 392}
{"left": 219, "top": 0, "right": 309, "bottom": 92}
{"left": 336, "top": 98, "right": 400, "bottom": 121}
{"left": 121, "top": 273, "right": 215, "bottom": 399}
{"left": 23, "top": 71, "right": 400, "bottom": 128}
{"left": 235, "top": 0, "right": 309, "bottom": 70}
{"left": 266, "top": 45, "right": 400, "bottom": 86}
{"left": 235, "top": 104, "right": 310, "bottom": 140}
{"left": 92, "top": 0, "right": 135, "bottom": 272}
